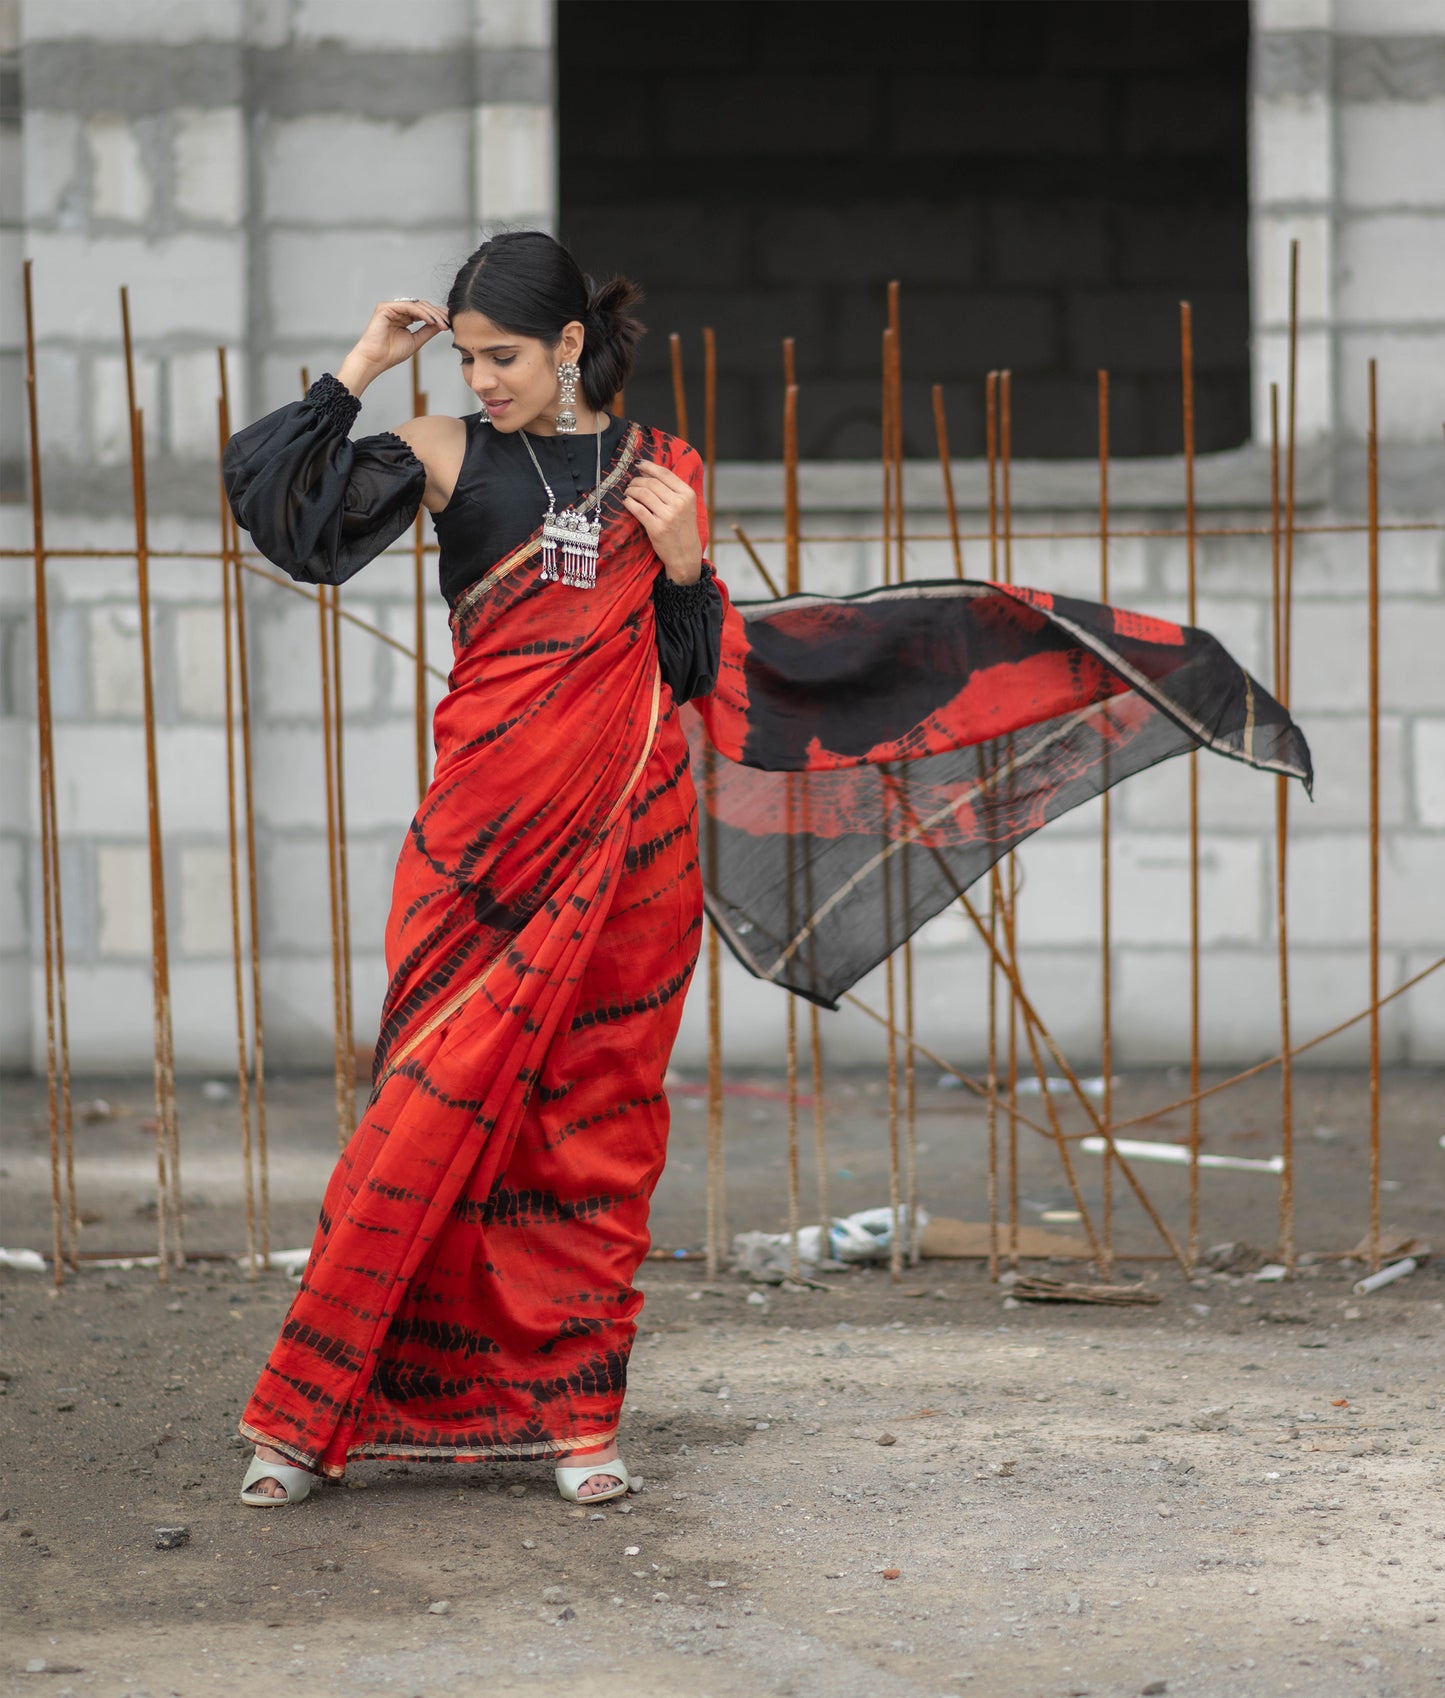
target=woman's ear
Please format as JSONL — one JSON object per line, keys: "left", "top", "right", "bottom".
{"left": 558, "top": 320, "right": 586, "bottom": 365}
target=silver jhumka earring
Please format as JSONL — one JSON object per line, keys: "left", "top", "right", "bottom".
{"left": 555, "top": 360, "right": 580, "bottom": 434}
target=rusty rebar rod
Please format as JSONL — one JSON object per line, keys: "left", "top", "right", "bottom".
{"left": 23, "top": 261, "right": 74, "bottom": 1285}
{"left": 1366, "top": 359, "right": 1382, "bottom": 1273}
{"left": 411, "top": 355, "right": 430, "bottom": 805}
{"left": 121, "top": 286, "right": 181, "bottom": 1275}
{"left": 1181, "top": 301, "right": 1202, "bottom": 1272}
{"left": 701, "top": 325, "right": 725, "bottom": 1279}
{"left": 932, "top": 384, "right": 964, "bottom": 578}
{"left": 1098, "top": 368, "right": 1115, "bottom": 1279}
{"left": 217, "top": 394, "right": 258, "bottom": 1281}
{"left": 1278, "top": 242, "right": 1301, "bottom": 1272}
{"left": 218, "top": 352, "right": 271, "bottom": 1262}
{"left": 318, "top": 584, "right": 350, "bottom": 1152}
{"left": 669, "top": 332, "right": 689, "bottom": 441}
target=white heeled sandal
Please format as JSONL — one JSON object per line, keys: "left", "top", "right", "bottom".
{"left": 554, "top": 1456, "right": 631, "bottom": 1504}
{"left": 240, "top": 1453, "right": 316, "bottom": 1507}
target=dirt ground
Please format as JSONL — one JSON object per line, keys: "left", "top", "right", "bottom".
{"left": 1, "top": 1067, "right": 1442, "bottom": 1698}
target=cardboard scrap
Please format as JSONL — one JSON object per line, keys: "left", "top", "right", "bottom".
{"left": 1011, "top": 1275, "right": 1160, "bottom": 1306}
{"left": 919, "top": 1217, "right": 1092, "bottom": 1260}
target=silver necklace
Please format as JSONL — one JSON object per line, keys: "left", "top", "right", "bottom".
{"left": 518, "top": 415, "right": 604, "bottom": 589}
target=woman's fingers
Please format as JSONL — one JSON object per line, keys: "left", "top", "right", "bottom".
{"left": 633, "top": 461, "right": 690, "bottom": 494}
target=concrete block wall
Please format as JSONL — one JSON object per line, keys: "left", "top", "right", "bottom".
{"left": 2, "top": 0, "right": 1441, "bottom": 1078}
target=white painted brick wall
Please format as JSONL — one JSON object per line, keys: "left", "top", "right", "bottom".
{"left": 173, "top": 607, "right": 228, "bottom": 718}
{"left": 96, "top": 842, "right": 153, "bottom": 956}
{"left": 1414, "top": 720, "right": 1445, "bottom": 826}
{"left": 88, "top": 604, "right": 143, "bottom": 715}
{"left": 91, "top": 351, "right": 160, "bottom": 467}
{"left": 1338, "top": 329, "right": 1445, "bottom": 439}
{"left": 20, "top": 111, "right": 84, "bottom": 224}
{"left": 1252, "top": 95, "right": 1334, "bottom": 207}
{"left": 1333, "top": 0, "right": 1445, "bottom": 34}
{"left": 476, "top": 0, "right": 553, "bottom": 51}
{"left": 26, "top": 233, "right": 247, "bottom": 341}
{"left": 22, "top": 1, "right": 245, "bottom": 42}
{"left": 173, "top": 108, "right": 246, "bottom": 228}
{"left": 476, "top": 105, "right": 554, "bottom": 229}
{"left": 290, "top": 0, "right": 474, "bottom": 49}
{"left": 0, "top": 837, "right": 27, "bottom": 957}
{"left": 88, "top": 115, "right": 153, "bottom": 223}
{"left": 266, "top": 228, "right": 472, "bottom": 343}
{"left": 178, "top": 844, "right": 235, "bottom": 956}
{"left": 263, "top": 114, "right": 473, "bottom": 226}
{"left": 1337, "top": 214, "right": 1445, "bottom": 325}
{"left": 1339, "top": 101, "right": 1445, "bottom": 210}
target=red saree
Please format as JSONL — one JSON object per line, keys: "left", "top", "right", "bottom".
{"left": 241, "top": 423, "right": 705, "bottom": 1473}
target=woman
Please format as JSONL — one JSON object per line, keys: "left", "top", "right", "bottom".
{"left": 227, "top": 228, "right": 1313, "bottom": 1511}
{"left": 225, "top": 230, "right": 723, "bottom": 1506}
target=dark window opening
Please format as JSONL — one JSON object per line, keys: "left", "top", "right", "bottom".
{"left": 558, "top": 0, "right": 1250, "bottom": 462}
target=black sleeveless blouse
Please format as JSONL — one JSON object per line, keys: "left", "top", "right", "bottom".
{"left": 222, "top": 374, "right": 722, "bottom": 704}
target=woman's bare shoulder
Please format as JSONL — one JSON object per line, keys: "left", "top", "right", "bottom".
{"left": 394, "top": 415, "right": 468, "bottom": 512}
{"left": 394, "top": 414, "right": 467, "bottom": 458}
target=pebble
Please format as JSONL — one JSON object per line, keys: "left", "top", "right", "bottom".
{"left": 427, "top": 1600, "right": 450, "bottom": 1615}
{"left": 25, "top": 1660, "right": 47, "bottom": 1674}
{"left": 1190, "top": 1406, "right": 1230, "bottom": 1431}
{"left": 624, "top": 1544, "right": 641, "bottom": 1556}
{"left": 154, "top": 1525, "right": 189, "bottom": 1549}
{"left": 877, "top": 1432, "right": 898, "bottom": 1447}
{"left": 521, "top": 1539, "right": 535, "bottom": 1550}
{"left": 542, "top": 1586, "right": 569, "bottom": 1604}
{"left": 507, "top": 1484, "right": 526, "bottom": 1498}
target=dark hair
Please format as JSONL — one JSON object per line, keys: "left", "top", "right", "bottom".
{"left": 446, "top": 230, "right": 645, "bottom": 411}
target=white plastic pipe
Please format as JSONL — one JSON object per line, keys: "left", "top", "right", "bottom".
{"left": 1352, "top": 1257, "right": 1418, "bottom": 1296}
{"left": 1081, "top": 1136, "right": 1284, "bottom": 1174}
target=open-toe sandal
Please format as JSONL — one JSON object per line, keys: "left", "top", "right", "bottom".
{"left": 240, "top": 1454, "right": 316, "bottom": 1507}
{"left": 554, "top": 1457, "right": 630, "bottom": 1504}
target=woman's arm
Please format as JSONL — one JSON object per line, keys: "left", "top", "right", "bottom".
{"left": 223, "top": 298, "right": 456, "bottom": 583}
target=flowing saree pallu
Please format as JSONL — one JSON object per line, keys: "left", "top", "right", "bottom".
{"left": 241, "top": 424, "right": 707, "bottom": 1474}
{"left": 688, "top": 579, "right": 1312, "bottom": 1008}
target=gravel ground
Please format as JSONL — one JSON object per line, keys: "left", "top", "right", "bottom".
{"left": 1, "top": 1068, "right": 1441, "bottom": 1698}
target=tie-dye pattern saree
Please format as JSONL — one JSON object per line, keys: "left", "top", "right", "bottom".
{"left": 240, "top": 423, "right": 708, "bottom": 1473}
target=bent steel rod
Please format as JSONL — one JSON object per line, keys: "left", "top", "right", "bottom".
{"left": 1181, "top": 302, "right": 1202, "bottom": 1270}
{"left": 219, "top": 353, "right": 271, "bottom": 1261}
{"left": 121, "top": 286, "right": 181, "bottom": 1274}
{"left": 217, "top": 392, "right": 258, "bottom": 1280}
{"left": 23, "top": 260, "right": 74, "bottom": 1284}
{"left": 1097, "top": 368, "right": 1115, "bottom": 1279}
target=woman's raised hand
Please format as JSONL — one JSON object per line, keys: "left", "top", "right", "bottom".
{"left": 336, "top": 299, "right": 450, "bottom": 398}
{"left": 623, "top": 462, "right": 703, "bottom": 583}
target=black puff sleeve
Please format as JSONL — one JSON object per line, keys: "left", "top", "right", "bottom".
{"left": 222, "top": 373, "right": 426, "bottom": 586}
{"left": 653, "top": 562, "right": 723, "bottom": 704}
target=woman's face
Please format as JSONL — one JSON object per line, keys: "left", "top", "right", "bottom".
{"left": 450, "top": 311, "right": 585, "bottom": 435}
